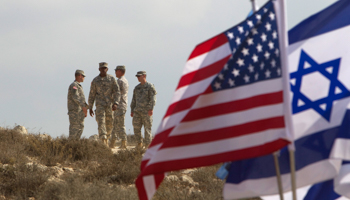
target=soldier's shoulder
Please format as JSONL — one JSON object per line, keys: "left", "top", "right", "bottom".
{"left": 91, "top": 75, "right": 100, "bottom": 82}
{"left": 120, "top": 76, "right": 128, "bottom": 81}
{"left": 69, "top": 81, "right": 80, "bottom": 91}
{"left": 146, "top": 82, "right": 154, "bottom": 86}
{"left": 119, "top": 77, "right": 128, "bottom": 84}
{"left": 122, "top": 76, "right": 128, "bottom": 82}
{"left": 134, "top": 83, "right": 142, "bottom": 89}
{"left": 146, "top": 82, "right": 156, "bottom": 89}
{"left": 69, "top": 81, "right": 79, "bottom": 89}
{"left": 107, "top": 74, "right": 116, "bottom": 80}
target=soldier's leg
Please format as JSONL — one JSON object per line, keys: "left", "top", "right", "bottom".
{"left": 111, "top": 110, "right": 119, "bottom": 141}
{"left": 143, "top": 113, "right": 153, "bottom": 146}
{"left": 132, "top": 112, "right": 143, "bottom": 144}
{"left": 116, "top": 110, "right": 127, "bottom": 141}
{"left": 113, "top": 109, "right": 127, "bottom": 149}
{"left": 96, "top": 106, "right": 107, "bottom": 139}
{"left": 68, "top": 112, "right": 81, "bottom": 139}
{"left": 105, "top": 106, "right": 114, "bottom": 140}
{"left": 77, "top": 110, "right": 85, "bottom": 139}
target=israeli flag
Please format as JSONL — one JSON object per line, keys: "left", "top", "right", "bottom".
{"left": 262, "top": 162, "right": 350, "bottom": 200}
{"left": 302, "top": 162, "right": 350, "bottom": 200}
{"left": 223, "top": 0, "right": 350, "bottom": 199}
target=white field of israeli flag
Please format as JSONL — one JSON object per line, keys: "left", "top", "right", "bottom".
{"left": 223, "top": 0, "right": 350, "bottom": 199}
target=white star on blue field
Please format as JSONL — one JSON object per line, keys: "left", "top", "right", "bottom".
{"left": 290, "top": 50, "right": 350, "bottom": 121}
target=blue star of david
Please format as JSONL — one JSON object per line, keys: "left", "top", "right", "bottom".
{"left": 290, "top": 50, "right": 350, "bottom": 121}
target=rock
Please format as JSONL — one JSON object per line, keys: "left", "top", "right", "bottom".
{"left": 126, "top": 184, "right": 135, "bottom": 189}
{"left": 25, "top": 162, "right": 48, "bottom": 172}
{"left": 181, "top": 175, "right": 199, "bottom": 186}
{"left": 14, "top": 125, "right": 28, "bottom": 135}
{"left": 165, "top": 175, "right": 179, "bottom": 182}
{"left": 38, "top": 133, "right": 51, "bottom": 140}
{"left": 89, "top": 134, "right": 99, "bottom": 141}
{"left": 47, "top": 176, "right": 65, "bottom": 184}
{"left": 50, "top": 166, "right": 64, "bottom": 177}
{"left": 182, "top": 169, "right": 196, "bottom": 174}
{"left": 2, "top": 164, "right": 13, "bottom": 170}
{"left": 62, "top": 167, "right": 74, "bottom": 173}
{"left": 188, "top": 187, "right": 201, "bottom": 195}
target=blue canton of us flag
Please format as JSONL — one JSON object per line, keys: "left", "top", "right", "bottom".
{"left": 212, "top": 2, "right": 280, "bottom": 91}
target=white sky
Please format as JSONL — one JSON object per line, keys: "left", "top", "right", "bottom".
{"left": 0, "top": 0, "right": 336, "bottom": 138}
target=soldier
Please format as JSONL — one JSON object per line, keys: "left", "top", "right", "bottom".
{"left": 67, "top": 70, "right": 88, "bottom": 139}
{"left": 130, "top": 71, "right": 157, "bottom": 149}
{"left": 110, "top": 65, "right": 129, "bottom": 149}
{"left": 88, "top": 62, "right": 120, "bottom": 145}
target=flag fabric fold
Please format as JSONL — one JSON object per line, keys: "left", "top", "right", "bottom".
{"left": 262, "top": 162, "right": 350, "bottom": 200}
{"left": 223, "top": 0, "right": 350, "bottom": 199}
{"left": 303, "top": 162, "right": 350, "bottom": 200}
{"left": 136, "top": 0, "right": 291, "bottom": 199}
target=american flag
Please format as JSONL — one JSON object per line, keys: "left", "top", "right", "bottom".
{"left": 136, "top": 1, "right": 291, "bottom": 199}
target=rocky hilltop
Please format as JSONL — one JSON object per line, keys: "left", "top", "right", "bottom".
{"left": 0, "top": 126, "right": 260, "bottom": 200}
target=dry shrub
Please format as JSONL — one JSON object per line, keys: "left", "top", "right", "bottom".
{"left": 0, "top": 162, "right": 49, "bottom": 199}
{"left": 0, "top": 128, "right": 262, "bottom": 200}
{"left": 191, "top": 165, "right": 224, "bottom": 194}
{"left": 154, "top": 165, "right": 224, "bottom": 200}
{"left": 155, "top": 165, "right": 261, "bottom": 200}
{"left": 38, "top": 174, "right": 138, "bottom": 200}
{"left": 25, "top": 135, "right": 113, "bottom": 167}
{"left": 0, "top": 129, "right": 28, "bottom": 165}
{"left": 126, "top": 134, "right": 138, "bottom": 146}
{"left": 84, "top": 148, "right": 144, "bottom": 184}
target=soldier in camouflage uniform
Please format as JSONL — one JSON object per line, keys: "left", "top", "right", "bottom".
{"left": 67, "top": 70, "right": 88, "bottom": 139}
{"left": 110, "top": 65, "right": 129, "bottom": 149}
{"left": 88, "top": 62, "right": 120, "bottom": 145}
{"left": 130, "top": 71, "right": 157, "bottom": 149}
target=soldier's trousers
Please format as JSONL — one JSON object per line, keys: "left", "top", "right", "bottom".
{"left": 68, "top": 110, "right": 85, "bottom": 139}
{"left": 132, "top": 111, "right": 152, "bottom": 145}
{"left": 95, "top": 105, "right": 114, "bottom": 139}
{"left": 111, "top": 109, "right": 127, "bottom": 141}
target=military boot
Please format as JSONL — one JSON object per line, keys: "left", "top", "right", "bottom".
{"left": 109, "top": 139, "right": 116, "bottom": 148}
{"left": 120, "top": 140, "right": 127, "bottom": 149}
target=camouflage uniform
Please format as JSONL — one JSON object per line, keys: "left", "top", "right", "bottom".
{"left": 67, "top": 80, "right": 88, "bottom": 139}
{"left": 131, "top": 81, "right": 157, "bottom": 145}
{"left": 88, "top": 74, "right": 120, "bottom": 139}
{"left": 111, "top": 75, "right": 129, "bottom": 141}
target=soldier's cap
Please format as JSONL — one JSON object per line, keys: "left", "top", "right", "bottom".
{"left": 135, "top": 71, "right": 146, "bottom": 77}
{"left": 115, "top": 65, "right": 125, "bottom": 70}
{"left": 75, "top": 70, "right": 85, "bottom": 77}
{"left": 99, "top": 62, "right": 108, "bottom": 68}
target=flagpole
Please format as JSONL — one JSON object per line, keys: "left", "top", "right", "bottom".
{"left": 273, "top": 151, "right": 284, "bottom": 200}
{"left": 273, "top": 0, "right": 296, "bottom": 199}
{"left": 274, "top": 0, "right": 297, "bottom": 199}
{"left": 250, "top": 0, "right": 258, "bottom": 12}
{"left": 289, "top": 149, "right": 297, "bottom": 200}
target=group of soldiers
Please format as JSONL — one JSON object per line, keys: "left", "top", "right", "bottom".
{"left": 67, "top": 62, "right": 157, "bottom": 149}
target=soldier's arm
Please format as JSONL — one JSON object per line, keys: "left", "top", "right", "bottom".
{"left": 112, "top": 78, "right": 120, "bottom": 106}
{"left": 130, "top": 88, "right": 136, "bottom": 113}
{"left": 88, "top": 81, "right": 96, "bottom": 110}
{"left": 148, "top": 84, "right": 157, "bottom": 111}
{"left": 71, "top": 85, "right": 86, "bottom": 108}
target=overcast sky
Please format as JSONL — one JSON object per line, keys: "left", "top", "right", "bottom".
{"left": 0, "top": 0, "right": 336, "bottom": 138}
